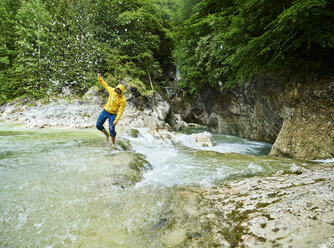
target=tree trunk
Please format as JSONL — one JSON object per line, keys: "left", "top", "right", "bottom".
{"left": 148, "top": 73, "right": 154, "bottom": 91}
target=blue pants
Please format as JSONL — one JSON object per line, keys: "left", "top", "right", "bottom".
{"left": 96, "top": 109, "right": 117, "bottom": 137}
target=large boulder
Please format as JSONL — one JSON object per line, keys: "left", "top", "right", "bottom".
{"left": 191, "top": 132, "right": 216, "bottom": 147}
{"left": 121, "top": 90, "right": 174, "bottom": 130}
{"left": 269, "top": 80, "right": 334, "bottom": 160}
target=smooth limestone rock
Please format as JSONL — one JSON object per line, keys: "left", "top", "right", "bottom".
{"left": 150, "top": 153, "right": 323, "bottom": 248}
{"left": 183, "top": 162, "right": 334, "bottom": 248}
{"left": 154, "top": 162, "right": 334, "bottom": 247}
{"left": 269, "top": 80, "right": 334, "bottom": 160}
{"left": 191, "top": 132, "right": 216, "bottom": 147}
{"left": 0, "top": 97, "right": 101, "bottom": 128}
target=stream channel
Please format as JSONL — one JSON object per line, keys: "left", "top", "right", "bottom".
{"left": 0, "top": 122, "right": 302, "bottom": 247}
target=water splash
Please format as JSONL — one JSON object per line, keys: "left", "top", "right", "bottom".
{"left": 0, "top": 123, "right": 300, "bottom": 247}
{"left": 123, "top": 128, "right": 281, "bottom": 187}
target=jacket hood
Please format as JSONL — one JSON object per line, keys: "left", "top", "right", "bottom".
{"left": 116, "top": 84, "right": 125, "bottom": 95}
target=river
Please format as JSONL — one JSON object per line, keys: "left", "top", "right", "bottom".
{"left": 0, "top": 122, "right": 299, "bottom": 247}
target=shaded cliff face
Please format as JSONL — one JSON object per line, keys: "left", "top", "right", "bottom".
{"left": 177, "top": 75, "right": 334, "bottom": 160}
{"left": 202, "top": 75, "right": 287, "bottom": 144}
{"left": 270, "top": 78, "right": 334, "bottom": 160}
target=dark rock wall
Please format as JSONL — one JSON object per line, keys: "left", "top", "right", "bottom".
{"left": 170, "top": 75, "right": 334, "bottom": 160}
{"left": 269, "top": 78, "right": 334, "bottom": 159}
{"left": 203, "top": 76, "right": 286, "bottom": 144}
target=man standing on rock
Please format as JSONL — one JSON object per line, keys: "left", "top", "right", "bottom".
{"left": 96, "top": 73, "right": 126, "bottom": 147}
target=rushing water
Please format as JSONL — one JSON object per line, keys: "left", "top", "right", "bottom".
{"left": 0, "top": 122, "right": 298, "bottom": 247}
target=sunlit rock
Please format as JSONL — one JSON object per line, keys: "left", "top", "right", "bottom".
{"left": 191, "top": 132, "right": 216, "bottom": 147}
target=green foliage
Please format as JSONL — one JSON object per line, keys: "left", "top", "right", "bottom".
{"left": 177, "top": 0, "right": 202, "bottom": 22}
{"left": 259, "top": 0, "right": 334, "bottom": 69}
{"left": 126, "top": 78, "right": 147, "bottom": 93}
{"left": 0, "top": 0, "right": 175, "bottom": 102}
{"left": 1, "top": 0, "right": 333, "bottom": 101}
{"left": 174, "top": 0, "right": 334, "bottom": 95}
{"left": 95, "top": 0, "right": 174, "bottom": 88}
{"left": 13, "top": 0, "right": 53, "bottom": 98}
{"left": 46, "top": 0, "right": 99, "bottom": 95}
{"left": 0, "top": 0, "right": 21, "bottom": 103}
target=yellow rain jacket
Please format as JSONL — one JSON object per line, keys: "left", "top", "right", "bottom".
{"left": 98, "top": 76, "right": 127, "bottom": 122}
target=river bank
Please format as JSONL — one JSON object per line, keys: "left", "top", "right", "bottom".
{"left": 171, "top": 161, "right": 334, "bottom": 247}
{"left": 0, "top": 85, "right": 187, "bottom": 130}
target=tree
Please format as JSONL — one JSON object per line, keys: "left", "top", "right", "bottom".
{"left": 14, "top": 0, "right": 52, "bottom": 98}
{"left": 46, "top": 0, "right": 99, "bottom": 95}
{"left": 0, "top": 0, "right": 21, "bottom": 102}
{"left": 173, "top": 0, "right": 234, "bottom": 94}
{"left": 95, "top": 0, "right": 174, "bottom": 89}
{"left": 174, "top": 0, "right": 334, "bottom": 95}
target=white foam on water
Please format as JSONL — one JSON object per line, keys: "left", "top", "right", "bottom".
{"left": 18, "top": 212, "right": 28, "bottom": 228}
{"left": 127, "top": 129, "right": 271, "bottom": 155}
{"left": 312, "top": 158, "right": 334, "bottom": 163}
{"left": 126, "top": 129, "right": 271, "bottom": 187}
{"left": 161, "top": 130, "right": 270, "bottom": 155}
{"left": 247, "top": 162, "right": 264, "bottom": 173}
{"left": 33, "top": 218, "right": 45, "bottom": 229}
{"left": 124, "top": 129, "right": 217, "bottom": 187}
{"left": 216, "top": 166, "right": 233, "bottom": 181}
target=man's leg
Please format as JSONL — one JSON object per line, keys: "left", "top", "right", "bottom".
{"left": 109, "top": 114, "right": 117, "bottom": 145}
{"left": 96, "top": 110, "right": 110, "bottom": 143}
{"left": 101, "top": 129, "right": 110, "bottom": 143}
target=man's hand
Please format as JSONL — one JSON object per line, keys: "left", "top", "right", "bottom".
{"left": 113, "top": 120, "right": 118, "bottom": 126}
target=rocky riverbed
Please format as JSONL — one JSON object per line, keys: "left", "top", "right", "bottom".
{"left": 173, "top": 162, "right": 334, "bottom": 247}
{"left": 1, "top": 85, "right": 334, "bottom": 247}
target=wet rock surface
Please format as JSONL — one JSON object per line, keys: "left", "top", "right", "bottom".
{"left": 105, "top": 151, "right": 151, "bottom": 188}
{"left": 162, "top": 162, "right": 334, "bottom": 247}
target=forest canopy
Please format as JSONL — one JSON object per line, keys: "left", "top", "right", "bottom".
{"left": 174, "top": 0, "right": 334, "bottom": 94}
{"left": 1, "top": 0, "right": 333, "bottom": 101}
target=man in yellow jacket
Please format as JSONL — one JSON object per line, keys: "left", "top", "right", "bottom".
{"left": 96, "top": 73, "right": 126, "bottom": 146}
